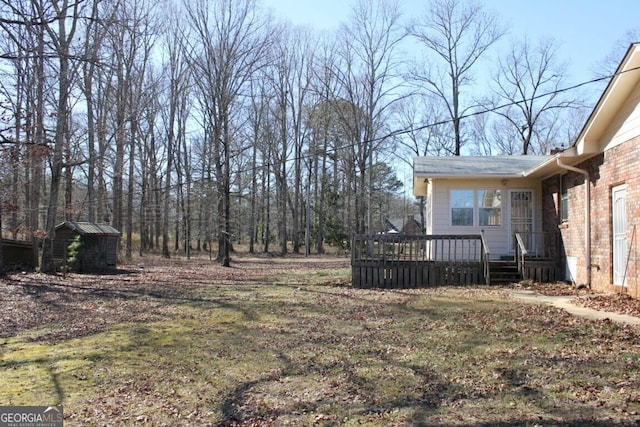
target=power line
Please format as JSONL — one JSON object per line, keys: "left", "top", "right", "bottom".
{"left": 3, "top": 66, "right": 637, "bottom": 196}
{"left": 230, "top": 67, "right": 633, "bottom": 177}
{"left": 78, "top": 67, "right": 639, "bottom": 191}
{"left": 380, "top": 70, "right": 631, "bottom": 143}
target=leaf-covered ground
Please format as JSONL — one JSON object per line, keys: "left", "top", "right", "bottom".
{"left": 1, "top": 255, "right": 640, "bottom": 426}
{"left": 516, "top": 281, "right": 640, "bottom": 318}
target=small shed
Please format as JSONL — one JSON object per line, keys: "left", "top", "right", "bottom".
{"left": 53, "top": 221, "right": 120, "bottom": 271}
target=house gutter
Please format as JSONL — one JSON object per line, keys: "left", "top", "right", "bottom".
{"left": 556, "top": 157, "right": 591, "bottom": 288}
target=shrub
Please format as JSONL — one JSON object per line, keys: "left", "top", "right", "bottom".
{"left": 67, "top": 235, "right": 84, "bottom": 272}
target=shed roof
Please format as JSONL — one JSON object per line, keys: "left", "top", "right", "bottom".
{"left": 56, "top": 221, "right": 120, "bottom": 236}
{"left": 413, "top": 155, "right": 553, "bottom": 179}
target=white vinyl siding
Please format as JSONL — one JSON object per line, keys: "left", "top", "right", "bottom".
{"left": 603, "top": 80, "right": 640, "bottom": 151}
{"left": 431, "top": 179, "right": 541, "bottom": 258}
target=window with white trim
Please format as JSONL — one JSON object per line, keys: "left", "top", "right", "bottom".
{"left": 478, "top": 189, "right": 502, "bottom": 226}
{"left": 451, "top": 189, "right": 502, "bottom": 226}
{"left": 451, "top": 189, "right": 474, "bottom": 226}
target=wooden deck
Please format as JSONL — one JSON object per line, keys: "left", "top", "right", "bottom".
{"left": 351, "top": 232, "right": 564, "bottom": 289}
{"left": 520, "top": 259, "right": 563, "bottom": 282}
{"left": 351, "top": 234, "right": 487, "bottom": 289}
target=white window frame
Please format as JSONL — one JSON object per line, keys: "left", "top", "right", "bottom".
{"left": 450, "top": 189, "right": 474, "bottom": 226}
{"left": 478, "top": 189, "right": 502, "bottom": 226}
{"left": 450, "top": 188, "right": 502, "bottom": 227}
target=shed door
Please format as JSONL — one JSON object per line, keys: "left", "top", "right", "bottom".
{"left": 508, "top": 190, "right": 534, "bottom": 252}
{"left": 612, "top": 184, "right": 627, "bottom": 286}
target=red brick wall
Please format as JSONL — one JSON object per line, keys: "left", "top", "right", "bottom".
{"left": 542, "top": 137, "right": 640, "bottom": 298}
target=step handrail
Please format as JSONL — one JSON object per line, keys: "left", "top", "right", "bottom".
{"left": 480, "top": 230, "right": 490, "bottom": 285}
{"left": 514, "top": 233, "right": 528, "bottom": 274}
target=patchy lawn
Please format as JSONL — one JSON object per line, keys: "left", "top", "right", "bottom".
{"left": 1, "top": 255, "right": 640, "bottom": 426}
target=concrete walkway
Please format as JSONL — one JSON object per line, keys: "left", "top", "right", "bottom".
{"left": 509, "top": 289, "right": 640, "bottom": 326}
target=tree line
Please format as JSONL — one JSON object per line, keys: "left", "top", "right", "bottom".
{"left": 0, "top": 0, "right": 624, "bottom": 270}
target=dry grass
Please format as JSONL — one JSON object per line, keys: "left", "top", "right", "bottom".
{"left": 1, "top": 255, "right": 640, "bottom": 426}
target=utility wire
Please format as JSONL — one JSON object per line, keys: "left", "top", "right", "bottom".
{"left": 368, "top": 69, "right": 633, "bottom": 145}
{"left": 3, "top": 66, "right": 638, "bottom": 201}
{"left": 63, "top": 66, "right": 640, "bottom": 200}
{"left": 230, "top": 66, "right": 637, "bottom": 177}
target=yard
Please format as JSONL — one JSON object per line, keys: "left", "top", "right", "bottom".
{"left": 1, "top": 255, "right": 640, "bottom": 426}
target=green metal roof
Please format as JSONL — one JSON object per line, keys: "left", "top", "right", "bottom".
{"left": 56, "top": 221, "right": 120, "bottom": 236}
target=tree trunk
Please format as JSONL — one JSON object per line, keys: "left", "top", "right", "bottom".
{"left": 41, "top": 3, "right": 76, "bottom": 273}
{"left": 161, "top": 133, "right": 172, "bottom": 258}
{"left": 30, "top": 26, "right": 45, "bottom": 265}
{"left": 125, "top": 117, "right": 136, "bottom": 260}
{"left": 263, "top": 152, "right": 271, "bottom": 253}
{"left": 113, "top": 72, "right": 126, "bottom": 233}
{"left": 64, "top": 119, "right": 73, "bottom": 220}
{"left": 0, "top": 203, "right": 4, "bottom": 274}
{"left": 249, "top": 135, "right": 257, "bottom": 254}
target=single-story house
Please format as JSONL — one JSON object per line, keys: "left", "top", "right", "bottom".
{"left": 381, "top": 217, "right": 401, "bottom": 234}
{"left": 413, "top": 42, "right": 640, "bottom": 298}
{"left": 53, "top": 221, "right": 120, "bottom": 271}
{"left": 402, "top": 214, "right": 423, "bottom": 235}
{"left": 382, "top": 215, "right": 423, "bottom": 235}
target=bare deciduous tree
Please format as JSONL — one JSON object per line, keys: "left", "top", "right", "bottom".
{"left": 408, "top": 0, "right": 504, "bottom": 156}
{"left": 161, "top": 12, "right": 191, "bottom": 258}
{"left": 185, "top": 0, "right": 270, "bottom": 266}
{"left": 392, "top": 93, "right": 448, "bottom": 227}
{"left": 36, "top": 0, "right": 83, "bottom": 273}
{"left": 491, "top": 37, "right": 576, "bottom": 154}
{"left": 333, "top": 0, "right": 405, "bottom": 234}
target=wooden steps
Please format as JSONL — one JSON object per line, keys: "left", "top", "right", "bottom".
{"left": 489, "top": 260, "right": 522, "bottom": 284}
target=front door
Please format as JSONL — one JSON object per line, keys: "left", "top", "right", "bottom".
{"left": 612, "top": 184, "right": 627, "bottom": 286}
{"left": 509, "top": 190, "right": 534, "bottom": 252}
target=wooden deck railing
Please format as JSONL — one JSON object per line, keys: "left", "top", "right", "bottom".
{"left": 514, "top": 233, "right": 529, "bottom": 276}
{"left": 514, "top": 231, "right": 563, "bottom": 282}
{"left": 351, "top": 234, "right": 486, "bottom": 289}
{"left": 480, "top": 230, "right": 491, "bottom": 285}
